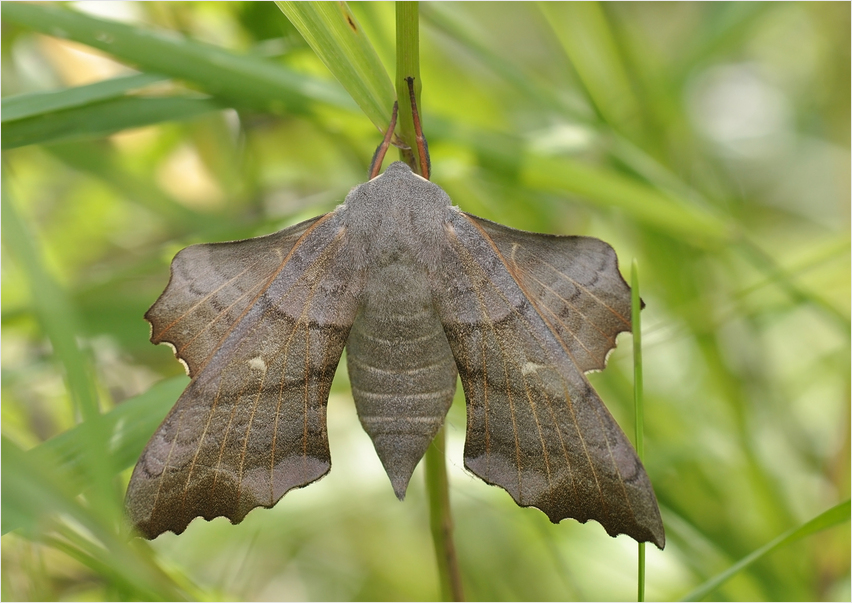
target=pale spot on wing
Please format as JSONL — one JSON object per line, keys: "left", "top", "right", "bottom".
{"left": 521, "top": 362, "right": 546, "bottom": 376}
{"left": 248, "top": 356, "right": 267, "bottom": 372}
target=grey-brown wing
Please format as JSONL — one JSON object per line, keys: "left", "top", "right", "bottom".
{"left": 431, "top": 210, "right": 664, "bottom": 548}
{"left": 145, "top": 216, "right": 323, "bottom": 378}
{"left": 127, "top": 213, "right": 363, "bottom": 538}
{"left": 465, "top": 214, "right": 632, "bottom": 373}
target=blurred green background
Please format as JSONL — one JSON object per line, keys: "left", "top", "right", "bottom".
{"left": 2, "top": 2, "right": 849, "bottom": 601}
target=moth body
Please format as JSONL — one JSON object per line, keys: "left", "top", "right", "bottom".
{"left": 343, "top": 162, "right": 458, "bottom": 499}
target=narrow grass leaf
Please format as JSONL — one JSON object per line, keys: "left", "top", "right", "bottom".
{"left": 2, "top": 96, "right": 220, "bottom": 150}
{"left": 632, "top": 260, "right": 646, "bottom": 602}
{"left": 1, "top": 72, "right": 168, "bottom": 122}
{"left": 521, "top": 154, "right": 731, "bottom": 243}
{"left": 2, "top": 376, "right": 185, "bottom": 536}
{"left": 422, "top": 3, "right": 578, "bottom": 118}
{"left": 675, "top": 4, "right": 773, "bottom": 83}
{"left": 34, "top": 378, "right": 186, "bottom": 488}
{"left": 1, "top": 185, "right": 120, "bottom": 530}
{"left": 2, "top": 436, "right": 94, "bottom": 536}
{"left": 276, "top": 1, "right": 395, "bottom": 129}
{"left": 3, "top": 438, "right": 194, "bottom": 600}
{"left": 538, "top": 2, "right": 642, "bottom": 138}
{"left": 681, "top": 500, "right": 851, "bottom": 601}
{"left": 1, "top": 189, "right": 98, "bottom": 422}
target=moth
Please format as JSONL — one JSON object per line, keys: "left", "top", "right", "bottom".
{"left": 126, "top": 80, "right": 665, "bottom": 549}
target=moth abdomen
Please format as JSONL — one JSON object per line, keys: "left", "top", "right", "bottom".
{"left": 345, "top": 243, "right": 458, "bottom": 499}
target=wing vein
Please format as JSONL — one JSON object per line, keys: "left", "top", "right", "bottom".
{"left": 510, "top": 248, "right": 630, "bottom": 328}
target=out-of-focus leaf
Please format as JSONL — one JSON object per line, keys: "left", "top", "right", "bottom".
{"left": 2, "top": 96, "right": 220, "bottom": 149}
{"left": 521, "top": 153, "right": 731, "bottom": 243}
{"left": 1, "top": 436, "right": 85, "bottom": 536}
{"left": 276, "top": 1, "right": 394, "bottom": 129}
{"left": 422, "top": 3, "right": 575, "bottom": 117}
{"left": 1, "top": 375, "right": 185, "bottom": 538}
{"left": 44, "top": 140, "right": 210, "bottom": 228}
{"left": 2, "top": 436, "right": 195, "bottom": 600}
{"left": 0, "top": 2, "right": 353, "bottom": 113}
{"left": 1, "top": 72, "right": 167, "bottom": 122}
{"left": 1, "top": 186, "right": 115, "bottom": 523}
{"left": 681, "top": 500, "right": 851, "bottom": 601}
{"left": 29, "top": 377, "right": 187, "bottom": 493}
{"left": 538, "top": 2, "right": 641, "bottom": 138}
{"left": 1, "top": 189, "right": 98, "bottom": 421}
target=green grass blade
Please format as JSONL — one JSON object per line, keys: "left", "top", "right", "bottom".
{"left": 631, "top": 260, "right": 645, "bottom": 461}
{"left": 2, "top": 436, "right": 196, "bottom": 600}
{"left": 681, "top": 500, "right": 851, "bottom": 601}
{"left": 737, "top": 237, "right": 851, "bottom": 333}
{"left": 38, "top": 376, "right": 185, "bottom": 476}
{"left": 632, "top": 260, "right": 646, "bottom": 602}
{"left": 422, "top": 3, "right": 575, "bottom": 118}
{"left": 538, "top": 2, "right": 642, "bottom": 138}
{"left": 1, "top": 2, "right": 351, "bottom": 113}
{"left": 1, "top": 375, "right": 185, "bottom": 536}
{"left": 275, "top": 1, "right": 395, "bottom": 129}
{"left": 1, "top": 189, "right": 98, "bottom": 422}
{"left": 416, "top": 113, "right": 731, "bottom": 244}
{"left": 1, "top": 436, "right": 85, "bottom": 536}
{"left": 1, "top": 185, "right": 116, "bottom": 522}
{"left": 674, "top": 4, "right": 773, "bottom": 83}
{"left": 1, "top": 73, "right": 168, "bottom": 122}
{"left": 2, "top": 96, "right": 220, "bottom": 150}
{"left": 521, "top": 154, "right": 731, "bottom": 244}
{"left": 17, "top": 378, "right": 187, "bottom": 507}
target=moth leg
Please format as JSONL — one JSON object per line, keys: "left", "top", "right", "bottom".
{"left": 405, "top": 76, "right": 431, "bottom": 180}
{"left": 368, "top": 101, "right": 399, "bottom": 179}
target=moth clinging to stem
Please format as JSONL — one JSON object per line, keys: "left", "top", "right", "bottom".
{"left": 126, "top": 78, "right": 665, "bottom": 549}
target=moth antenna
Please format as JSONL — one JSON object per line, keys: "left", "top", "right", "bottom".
{"left": 405, "top": 76, "right": 431, "bottom": 180}
{"left": 369, "top": 101, "right": 399, "bottom": 179}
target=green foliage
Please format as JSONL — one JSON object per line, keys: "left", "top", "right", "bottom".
{"left": 2, "top": 2, "right": 849, "bottom": 601}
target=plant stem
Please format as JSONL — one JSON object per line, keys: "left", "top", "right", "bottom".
{"left": 395, "top": 1, "right": 422, "bottom": 173}
{"left": 424, "top": 427, "right": 465, "bottom": 601}
{"left": 632, "top": 259, "right": 646, "bottom": 602}
{"left": 394, "top": 6, "right": 462, "bottom": 597}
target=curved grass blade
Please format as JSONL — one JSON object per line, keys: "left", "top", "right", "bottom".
{"left": 3, "top": 96, "right": 220, "bottom": 150}
{"left": 681, "top": 500, "right": 851, "bottom": 601}
{"left": 1, "top": 186, "right": 115, "bottom": 524}
{"left": 2, "top": 377, "right": 187, "bottom": 536}
{"left": 1, "top": 72, "right": 168, "bottom": 122}
{"left": 1, "top": 437, "right": 196, "bottom": 600}
{"left": 276, "top": 1, "right": 395, "bottom": 130}
{"left": 521, "top": 154, "right": 731, "bottom": 244}
{"left": 538, "top": 2, "right": 641, "bottom": 139}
